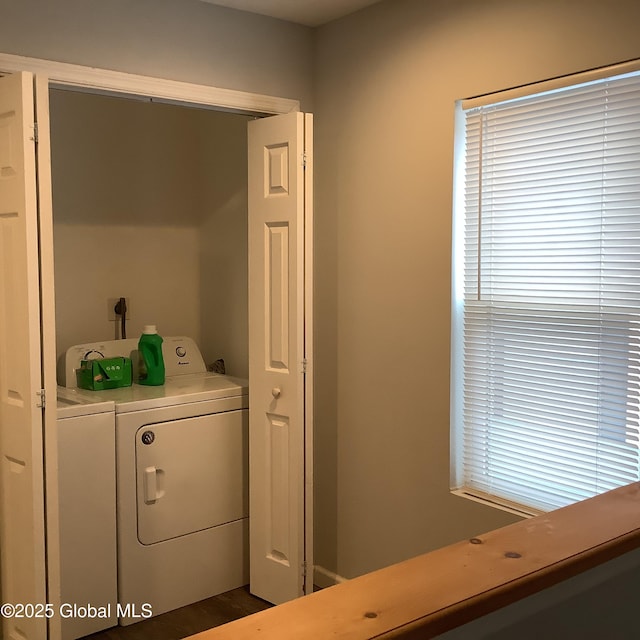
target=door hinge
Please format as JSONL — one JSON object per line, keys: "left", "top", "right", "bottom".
{"left": 302, "top": 358, "right": 308, "bottom": 373}
{"left": 36, "top": 389, "right": 46, "bottom": 409}
{"left": 302, "top": 153, "right": 307, "bottom": 168}
{"left": 302, "top": 560, "right": 308, "bottom": 578}
{"left": 30, "top": 122, "right": 38, "bottom": 144}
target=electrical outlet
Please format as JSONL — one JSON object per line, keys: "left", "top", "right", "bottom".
{"left": 108, "top": 297, "right": 130, "bottom": 321}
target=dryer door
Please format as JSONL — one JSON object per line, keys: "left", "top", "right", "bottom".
{"left": 136, "top": 409, "right": 248, "bottom": 545}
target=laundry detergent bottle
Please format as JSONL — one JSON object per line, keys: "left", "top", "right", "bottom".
{"left": 138, "top": 325, "right": 165, "bottom": 385}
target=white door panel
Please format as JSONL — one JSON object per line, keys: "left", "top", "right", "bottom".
{"left": 248, "top": 112, "right": 313, "bottom": 604}
{"left": 0, "top": 71, "right": 47, "bottom": 640}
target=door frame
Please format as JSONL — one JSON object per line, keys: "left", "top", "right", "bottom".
{"left": 0, "top": 50, "right": 310, "bottom": 637}
{"left": 0, "top": 52, "right": 300, "bottom": 115}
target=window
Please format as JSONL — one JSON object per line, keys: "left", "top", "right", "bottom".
{"left": 451, "top": 62, "right": 640, "bottom": 515}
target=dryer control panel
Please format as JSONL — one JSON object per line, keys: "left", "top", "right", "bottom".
{"left": 162, "top": 336, "right": 207, "bottom": 376}
{"left": 60, "top": 336, "right": 207, "bottom": 387}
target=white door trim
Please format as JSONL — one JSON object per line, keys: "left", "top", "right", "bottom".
{"left": 0, "top": 52, "right": 300, "bottom": 115}
{"left": 34, "top": 73, "right": 64, "bottom": 640}
{"left": 303, "top": 113, "right": 314, "bottom": 596}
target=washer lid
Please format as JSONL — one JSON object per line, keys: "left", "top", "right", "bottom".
{"left": 58, "top": 373, "right": 247, "bottom": 414}
{"left": 56, "top": 389, "right": 115, "bottom": 419}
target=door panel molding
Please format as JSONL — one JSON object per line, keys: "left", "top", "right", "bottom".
{"left": 0, "top": 70, "right": 47, "bottom": 640}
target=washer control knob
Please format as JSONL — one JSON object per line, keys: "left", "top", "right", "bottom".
{"left": 272, "top": 387, "right": 281, "bottom": 399}
{"left": 141, "top": 431, "right": 155, "bottom": 445}
{"left": 176, "top": 346, "right": 187, "bottom": 358}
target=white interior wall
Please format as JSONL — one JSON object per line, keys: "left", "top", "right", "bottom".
{"left": 51, "top": 92, "right": 202, "bottom": 358}
{"left": 196, "top": 109, "right": 252, "bottom": 378}
{"left": 50, "top": 90, "right": 250, "bottom": 375}
{"left": 314, "top": 0, "right": 640, "bottom": 579}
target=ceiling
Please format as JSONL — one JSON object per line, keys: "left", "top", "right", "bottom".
{"left": 199, "top": 0, "right": 383, "bottom": 27}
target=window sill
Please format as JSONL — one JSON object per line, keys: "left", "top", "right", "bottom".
{"left": 451, "top": 488, "right": 542, "bottom": 519}
{"left": 189, "top": 483, "right": 640, "bottom": 640}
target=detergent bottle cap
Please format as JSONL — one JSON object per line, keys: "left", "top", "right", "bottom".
{"left": 142, "top": 325, "right": 158, "bottom": 335}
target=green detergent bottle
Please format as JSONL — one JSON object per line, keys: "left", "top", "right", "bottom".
{"left": 138, "top": 325, "right": 165, "bottom": 386}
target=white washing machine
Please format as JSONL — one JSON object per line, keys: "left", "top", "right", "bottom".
{"left": 59, "top": 336, "right": 249, "bottom": 625}
{"left": 56, "top": 393, "right": 117, "bottom": 639}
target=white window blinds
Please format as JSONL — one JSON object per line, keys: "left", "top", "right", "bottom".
{"left": 452, "top": 69, "right": 640, "bottom": 514}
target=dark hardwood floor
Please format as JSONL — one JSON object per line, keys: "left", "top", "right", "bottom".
{"left": 81, "top": 587, "right": 272, "bottom": 640}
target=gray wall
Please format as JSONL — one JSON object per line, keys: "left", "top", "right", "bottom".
{"left": 314, "top": 0, "right": 640, "bottom": 579}
{"left": 0, "top": 0, "right": 314, "bottom": 109}
{"left": 439, "top": 548, "right": 640, "bottom": 639}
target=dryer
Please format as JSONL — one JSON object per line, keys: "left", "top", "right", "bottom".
{"left": 60, "top": 336, "right": 249, "bottom": 625}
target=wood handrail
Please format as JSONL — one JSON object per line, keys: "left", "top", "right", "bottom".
{"left": 189, "top": 483, "right": 640, "bottom": 639}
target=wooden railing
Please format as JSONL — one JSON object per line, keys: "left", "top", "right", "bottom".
{"left": 189, "top": 483, "right": 640, "bottom": 639}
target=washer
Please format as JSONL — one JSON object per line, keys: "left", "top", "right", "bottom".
{"left": 56, "top": 393, "right": 117, "bottom": 639}
{"left": 60, "top": 336, "right": 249, "bottom": 625}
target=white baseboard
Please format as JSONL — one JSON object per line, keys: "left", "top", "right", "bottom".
{"left": 313, "top": 565, "right": 348, "bottom": 589}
